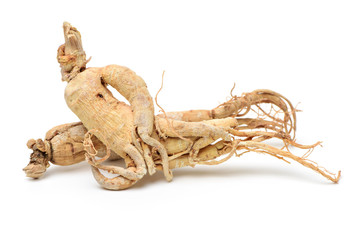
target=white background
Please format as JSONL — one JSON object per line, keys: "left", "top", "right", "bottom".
{"left": 0, "top": 1, "right": 359, "bottom": 239}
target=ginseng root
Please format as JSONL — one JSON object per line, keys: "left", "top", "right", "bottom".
{"left": 23, "top": 108, "right": 287, "bottom": 180}
{"left": 158, "top": 88, "right": 297, "bottom": 139}
{"left": 24, "top": 22, "right": 340, "bottom": 190}
{"left": 24, "top": 110, "right": 340, "bottom": 187}
{"left": 59, "top": 22, "right": 172, "bottom": 183}
{"left": 24, "top": 122, "right": 118, "bottom": 178}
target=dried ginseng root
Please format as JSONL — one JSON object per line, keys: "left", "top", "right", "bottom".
{"left": 24, "top": 89, "right": 294, "bottom": 181}
{"left": 23, "top": 122, "right": 119, "bottom": 178}
{"left": 24, "top": 98, "right": 340, "bottom": 189}
{"left": 24, "top": 22, "right": 340, "bottom": 190}
{"left": 159, "top": 88, "right": 297, "bottom": 138}
{"left": 22, "top": 115, "right": 281, "bottom": 182}
{"left": 58, "top": 22, "right": 171, "bottom": 186}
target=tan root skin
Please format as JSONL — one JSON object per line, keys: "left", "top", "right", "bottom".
{"left": 59, "top": 22, "right": 172, "bottom": 189}
{"left": 25, "top": 97, "right": 340, "bottom": 187}
{"left": 24, "top": 22, "right": 340, "bottom": 190}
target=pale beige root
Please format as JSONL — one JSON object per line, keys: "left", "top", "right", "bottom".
{"left": 58, "top": 23, "right": 148, "bottom": 189}
{"left": 21, "top": 116, "right": 258, "bottom": 178}
{"left": 83, "top": 130, "right": 140, "bottom": 180}
{"left": 58, "top": 22, "right": 171, "bottom": 182}
{"left": 155, "top": 141, "right": 231, "bottom": 169}
{"left": 83, "top": 131, "right": 141, "bottom": 189}
{"left": 157, "top": 88, "right": 295, "bottom": 121}
{"left": 236, "top": 118, "right": 284, "bottom": 132}
{"left": 152, "top": 115, "right": 340, "bottom": 183}
{"left": 24, "top": 122, "right": 118, "bottom": 178}
{"left": 57, "top": 22, "right": 88, "bottom": 82}
{"left": 155, "top": 116, "right": 231, "bottom": 140}
{"left": 167, "top": 138, "right": 226, "bottom": 168}
{"left": 154, "top": 134, "right": 194, "bottom": 155}
{"left": 25, "top": 117, "right": 340, "bottom": 185}
{"left": 141, "top": 141, "right": 156, "bottom": 175}
{"left": 154, "top": 138, "right": 340, "bottom": 183}
{"left": 158, "top": 89, "right": 297, "bottom": 139}
{"left": 153, "top": 116, "right": 290, "bottom": 166}
{"left": 36, "top": 21, "right": 338, "bottom": 188}
{"left": 24, "top": 139, "right": 50, "bottom": 178}
{"left": 23, "top": 113, "right": 290, "bottom": 179}
{"left": 248, "top": 89, "right": 297, "bottom": 139}
{"left": 231, "top": 140, "right": 341, "bottom": 183}
{"left": 198, "top": 139, "right": 341, "bottom": 183}
{"left": 154, "top": 117, "right": 238, "bottom": 166}
{"left": 100, "top": 65, "right": 172, "bottom": 181}
{"left": 23, "top": 120, "right": 191, "bottom": 179}
{"left": 91, "top": 166, "right": 136, "bottom": 190}
{"left": 64, "top": 68, "right": 147, "bottom": 187}
{"left": 131, "top": 127, "right": 156, "bottom": 175}
{"left": 57, "top": 22, "right": 298, "bottom": 186}
{"left": 45, "top": 122, "right": 114, "bottom": 165}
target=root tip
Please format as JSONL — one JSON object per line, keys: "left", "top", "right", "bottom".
{"left": 334, "top": 170, "right": 341, "bottom": 183}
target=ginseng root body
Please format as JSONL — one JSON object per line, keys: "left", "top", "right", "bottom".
{"left": 24, "top": 22, "right": 341, "bottom": 190}
{"left": 65, "top": 66, "right": 151, "bottom": 189}
{"left": 25, "top": 98, "right": 340, "bottom": 189}
{"left": 24, "top": 122, "right": 118, "bottom": 178}
{"left": 59, "top": 22, "right": 174, "bottom": 189}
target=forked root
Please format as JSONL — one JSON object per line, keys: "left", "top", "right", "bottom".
{"left": 83, "top": 130, "right": 143, "bottom": 190}
{"left": 160, "top": 135, "right": 340, "bottom": 183}
{"left": 25, "top": 21, "right": 340, "bottom": 190}
{"left": 227, "top": 140, "right": 340, "bottom": 183}
{"left": 158, "top": 88, "right": 297, "bottom": 141}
